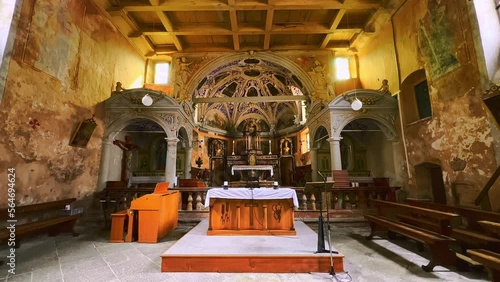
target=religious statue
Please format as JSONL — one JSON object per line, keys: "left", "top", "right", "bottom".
{"left": 175, "top": 57, "right": 193, "bottom": 100}
{"left": 283, "top": 141, "right": 290, "bottom": 155}
{"left": 113, "top": 136, "right": 140, "bottom": 182}
{"left": 115, "top": 82, "right": 126, "bottom": 92}
{"left": 214, "top": 141, "right": 223, "bottom": 157}
{"left": 377, "top": 79, "right": 391, "bottom": 95}
{"left": 244, "top": 118, "right": 260, "bottom": 152}
{"left": 309, "top": 60, "right": 327, "bottom": 89}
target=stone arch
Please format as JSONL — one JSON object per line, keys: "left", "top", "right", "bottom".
{"left": 328, "top": 89, "right": 399, "bottom": 141}
{"left": 105, "top": 113, "right": 171, "bottom": 140}
{"left": 311, "top": 125, "right": 330, "bottom": 148}
{"left": 186, "top": 52, "right": 316, "bottom": 100}
{"left": 98, "top": 88, "right": 195, "bottom": 189}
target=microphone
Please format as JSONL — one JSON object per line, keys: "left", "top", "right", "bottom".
{"left": 317, "top": 170, "right": 326, "bottom": 181}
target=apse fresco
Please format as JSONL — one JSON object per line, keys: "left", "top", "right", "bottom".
{"left": 195, "top": 57, "right": 305, "bottom": 135}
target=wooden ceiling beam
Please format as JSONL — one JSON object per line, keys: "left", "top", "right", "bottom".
{"left": 138, "top": 26, "right": 362, "bottom": 36}
{"left": 149, "top": 0, "right": 183, "bottom": 51}
{"left": 263, "top": 1, "right": 274, "bottom": 50}
{"left": 228, "top": 0, "right": 240, "bottom": 51}
{"left": 320, "top": 9, "right": 345, "bottom": 48}
{"left": 272, "top": 22, "right": 362, "bottom": 34}
{"left": 115, "top": 0, "right": 379, "bottom": 12}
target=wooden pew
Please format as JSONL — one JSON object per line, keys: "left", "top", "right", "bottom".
{"left": 109, "top": 209, "right": 135, "bottom": 243}
{"left": 0, "top": 198, "right": 81, "bottom": 247}
{"left": 98, "top": 181, "right": 154, "bottom": 228}
{"left": 404, "top": 199, "right": 500, "bottom": 230}
{"left": 364, "top": 199, "right": 461, "bottom": 271}
{"left": 478, "top": 221, "right": 500, "bottom": 237}
{"left": 371, "top": 199, "right": 461, "bottom": 236}
{"left": 404, "top": 199, "right": 500, "bottom": 252}
{"left": 467, "top": 249, "right": 500, "bottom": 281}
{"left": 364, "top": 214, "right": 457, "bottom": 271}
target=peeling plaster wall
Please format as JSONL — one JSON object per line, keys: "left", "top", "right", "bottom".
{"left": 0, "top": 0, "right": 145, "bottom": 207}
{"left": 358, "top": 0, "right": 500, "bottom": 211}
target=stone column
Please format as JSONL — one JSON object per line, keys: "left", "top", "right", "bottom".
{"left": 310, "top": 147, "right": 318, "bottom": 181}
{"left": 328, "top": 137, "right": 343, "bottom": 170}
{"left": 97, "top": 137, "right": 113, "bottom": 190}
{"left": 184, "top": 146, "right": 193, "bottom": 179}
{"left": 165, "top": 137, "right": 179, "bottom": 188}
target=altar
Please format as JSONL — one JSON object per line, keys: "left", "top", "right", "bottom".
{"left": 204, "top": 188, "right": 298, "bottom": 236}
{"left": 231, "top": 164, "right": 274, "bottom": 178}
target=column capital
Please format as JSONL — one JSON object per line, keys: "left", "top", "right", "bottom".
{"left": 328, "top": 136, "right": 342, "bottom": 143}
{"left": 165, "top": 137, "right": 180, "bottom": 144}
{"left": 102, "top": 137, "right": 113, "bottom": 145}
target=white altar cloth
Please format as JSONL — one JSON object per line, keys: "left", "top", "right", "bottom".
{"left": 204, "top": 188, "right": 299, "bottom": 208}
{"left": 231, "top": 165, "right": 274, "bottom": 176}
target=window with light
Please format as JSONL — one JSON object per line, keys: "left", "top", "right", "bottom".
{"left": 154, "top": 62, "right": 170, "bottom": 84}
{"left": 334, "top": 57, "right": 350, "bottom": 80}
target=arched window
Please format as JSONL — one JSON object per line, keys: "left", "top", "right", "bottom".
{"left": 154, "top": 62, "right": 170, "bottom": 84}
{"left": 400, "top": 70, "right": 432, "bottom": 125}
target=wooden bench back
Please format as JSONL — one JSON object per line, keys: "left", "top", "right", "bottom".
{"left": 369, "top": 199, "right": 461, "bottom": 235}
{"left": 405, "top": 199, "right": 500, "bottom": 229}
{"left": 0, "top": 198, "right": 76, "bottom": 221}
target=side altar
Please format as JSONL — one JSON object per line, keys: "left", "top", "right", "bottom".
{"left": 204, "top": 188, "right": 298, "bottom": 236}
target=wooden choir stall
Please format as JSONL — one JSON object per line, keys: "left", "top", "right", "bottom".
{"left": 205, "top": 188, "right": 298, "bottom": 236}
{"left": 109, "top": 182, "right": 179, "bottom": 243}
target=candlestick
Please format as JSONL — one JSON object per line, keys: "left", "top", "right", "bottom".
{"left": 268, "top": 139, "right": 272, "bottom": 155}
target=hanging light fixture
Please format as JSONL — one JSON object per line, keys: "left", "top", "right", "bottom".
{"left": 351, "top": 97, "right": 362, "bottom": 111}
{"left": 142, "top": 94, "right": 153, "bottom": 106}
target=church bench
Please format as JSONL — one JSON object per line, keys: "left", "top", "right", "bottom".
{"left": 0, "top": 198, "right": 81, "bottom": 248}
{"left": 363, "top": 214, "right": 457, "bottom": 271}
{"left": 467, "top": 249, "right": 500, "bottom": 281}
{"left": 478, "top": 221, "right": 500, "bottom": 236}
{"left": 109, "top": 209, "right": 134, "bottom": 243}
{"left": 404, "top": 199, "right": 500, "bottom": 230}
{"left": 451, "top": 228, "right": 500, "bottom": 253}
{"left": 98, "top": 181, "right": 154, "bottom": 228}
{"left": 370, "top": 199, "right": 461, "bottom": 236}
{"left": 404, "top": 199, "right": 500, "bottom": 252}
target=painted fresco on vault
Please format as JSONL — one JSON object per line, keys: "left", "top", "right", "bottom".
{"left": 418, "top": 0, "right": 459, "bottom": 79}
{"left": 23, "top": 0, "right": 84, "bottom": 85}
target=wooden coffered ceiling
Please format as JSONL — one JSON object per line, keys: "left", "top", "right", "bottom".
{"left": 97, "top": 0, "right": 401, "bottom": 58}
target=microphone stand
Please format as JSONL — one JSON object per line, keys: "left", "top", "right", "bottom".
{"left": 317, "top": 171, "right": 337, "bottom": 276}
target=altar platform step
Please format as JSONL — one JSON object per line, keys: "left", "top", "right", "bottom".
{"left": 161, "top": 219, "right": 344, "bottom": 273}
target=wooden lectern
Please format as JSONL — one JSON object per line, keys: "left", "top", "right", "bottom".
{"left": 129, "top": 182, "right": 179, "bottom": 243}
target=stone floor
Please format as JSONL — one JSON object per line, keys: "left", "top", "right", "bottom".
{"left": 0, "top": 219, "right": 492, "bottom": 282}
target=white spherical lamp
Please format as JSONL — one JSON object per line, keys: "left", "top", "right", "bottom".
{"left": 351, "top": 98, "right": 362, "bottom": 111}
{"left": 142, "top": 94, "right": 153, "bottom": 106}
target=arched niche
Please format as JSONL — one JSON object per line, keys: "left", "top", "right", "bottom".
{"left": 97, "top": 88, "right": 195, "bottom": 189}
{"left": 327, "top": 89, "right": 400, "bottom": 178}
{"left": 328, "top": 89, "right": 399, "bottom": 141}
